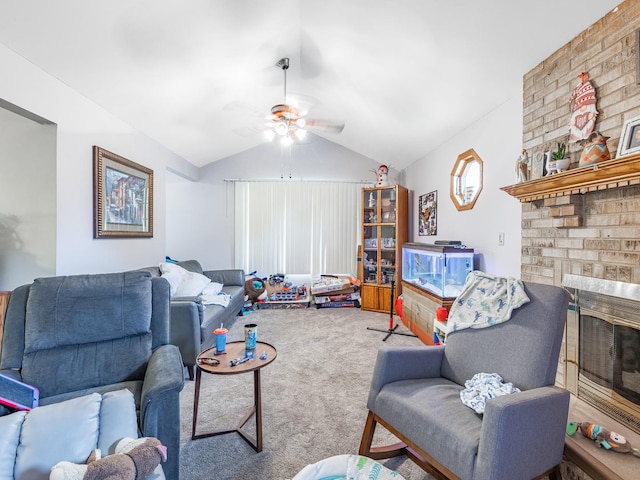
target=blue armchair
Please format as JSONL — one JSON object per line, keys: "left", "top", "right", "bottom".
{"left": 0, "top": 271, "right": 185, "bottom": 479}
{"left": 359, "top": 281, "right": 570, "bottom": 480}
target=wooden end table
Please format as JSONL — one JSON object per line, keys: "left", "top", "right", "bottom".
{"left": 192, "top": 340, "right": 277, "bottom": 452}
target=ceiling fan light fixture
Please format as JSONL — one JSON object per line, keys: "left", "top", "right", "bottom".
{"left": 281, "top": 135, "right": 293, "bottom": 147}
{"left": 264, "top": 129, "right": 276, "bottom": 142}
{"left": 275, "top": 121, "right": 289, "bottom": 136}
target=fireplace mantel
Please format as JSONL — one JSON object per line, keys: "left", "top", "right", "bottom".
{"left": 501, "top": 153, "right": 640, "bottom": 202}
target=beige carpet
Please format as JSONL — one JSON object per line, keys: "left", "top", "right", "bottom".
{"left": 178, "top": 306, "right": 435, "bottom": 480}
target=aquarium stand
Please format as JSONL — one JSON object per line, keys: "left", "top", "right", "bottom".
{"left": 367, "top": 280, "right": 417, "bottom": 341}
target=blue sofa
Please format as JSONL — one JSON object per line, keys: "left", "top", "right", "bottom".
{"left": 0, "top": 271, "right": 184, "bottom": 479}
{"left": 137, "top": 260, "right": 245, "bottom": 379}
{"left": 0, "top": 389, "right": 166, "bottom": 479}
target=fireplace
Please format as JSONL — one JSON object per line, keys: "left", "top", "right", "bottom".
{"left": 562, "top": 274, "right": 640, "bottom": 435}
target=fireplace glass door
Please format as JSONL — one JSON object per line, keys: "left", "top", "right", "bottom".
{"left": 580, "top": 312, "right": 640, "bottom": 405}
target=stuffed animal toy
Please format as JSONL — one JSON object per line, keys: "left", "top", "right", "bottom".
{"left": 50, "top": 437, "right": 167, "bottom": 480}
{"left": 567, "top": 421, "right": 640, "bottom": 457}
{"left": 244, "top": 277, "right": 267, "bottom": 303}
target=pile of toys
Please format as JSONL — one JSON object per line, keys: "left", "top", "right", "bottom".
{"left": 311, "top": 275, "right": 361, "bottom": 308}
{"left": 248, "top": 273, "right": 311, "bottom": 309}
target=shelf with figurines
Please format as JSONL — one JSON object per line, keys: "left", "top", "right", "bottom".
{"left": 502, "top": 149, "right": 640, "bottom": 203}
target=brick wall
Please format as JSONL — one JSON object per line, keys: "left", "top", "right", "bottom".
{"left": 521, "top": 185, "right": 640, "bottom": 285}
{"left": 521, "top": 0, "right": 640, "bottom": 286}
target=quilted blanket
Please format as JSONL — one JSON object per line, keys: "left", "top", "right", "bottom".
{"left": 460, "top": 372, "right": 521, "bottom": 414}
{"left": 447, "top": 271, "right": 529, "bottom": 333}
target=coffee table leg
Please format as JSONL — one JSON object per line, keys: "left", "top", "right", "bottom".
{"left": 254, "top": 369, "right": 263, "bottom": 452}
{"left": 192, "top": 367, "right": 202, "bottom": 439}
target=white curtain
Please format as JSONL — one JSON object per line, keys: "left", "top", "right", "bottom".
{"left": 234, "top": 181, "right": 361, "bottom": 276}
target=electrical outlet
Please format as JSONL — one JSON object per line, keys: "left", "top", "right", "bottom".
{"left": 498, "top": 232, "right": 505, "bottom": 246}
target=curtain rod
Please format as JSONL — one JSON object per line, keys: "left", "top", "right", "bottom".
{"left": 224, "top": 178, "right": 374, "bottom": 184}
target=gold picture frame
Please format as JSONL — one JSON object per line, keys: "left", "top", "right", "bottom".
{"left": 93, "top": 146, "right": 153, "bottom": 238}
{"left": 616, "top": 115, "right": 640, "bottom": 158}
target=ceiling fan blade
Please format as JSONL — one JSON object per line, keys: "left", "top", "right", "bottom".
{"left": 304, "top": 118, "right": 345, "bottom": 135}
{"left": 232, "top": 122, "right": 271, "bottom": 138}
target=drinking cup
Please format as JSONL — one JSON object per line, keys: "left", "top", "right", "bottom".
{"left": 244, "top": 323, "right": 258, "bottom": 352}
{"left": 214, "top": 327, "right": 228, "bottom": 353}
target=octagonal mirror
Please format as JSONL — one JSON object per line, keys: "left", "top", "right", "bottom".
{"left": 450, "top": 148, "right": 483, "bottom": 211}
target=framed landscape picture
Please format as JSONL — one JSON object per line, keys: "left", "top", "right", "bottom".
{"left": 419, "top": 190, "right": 437, "bottom": 236}
{"left": 93, "top": 146, "right": 153, "bottom": 238}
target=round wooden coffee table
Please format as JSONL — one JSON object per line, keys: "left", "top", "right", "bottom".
{"left": 191, "top": 341, "right": 277, "bottom": 452}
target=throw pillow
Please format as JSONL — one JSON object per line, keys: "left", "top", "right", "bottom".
{"left": 201, "top": 282, "right": 223, "bottom": 297}
{"left": 173, "top": 271, "right": 211, "bottom": 297}
{"left": 160, "top": 271, "right": 183, "bottom": 296}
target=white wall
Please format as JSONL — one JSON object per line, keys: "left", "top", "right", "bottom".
{"left": 0, "top": 44, "right": 197, "bottom": 279}
{"left": 166, "top": 134, "right": 384, "bottom": 269}
{"left": 0, "top": 107, "right": 56, "bottom": 290}
{"left": 401, "top": 92, "right": 524, "bottom": 278}
{"left": 1, "top": 38, "right": 525, "bottom": 280}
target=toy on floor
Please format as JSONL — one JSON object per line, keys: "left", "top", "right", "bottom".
{"left": 244, "top": 277, "right": 267, "bottom": 303}
{"left": 567, "top": 421, "right": 640, "bottom": 457}
{"left": 49, "top": 437, "right": 167, "bottom": 480}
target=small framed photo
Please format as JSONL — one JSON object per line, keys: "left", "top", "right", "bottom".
{"left": 93, "top": 146, "right": 154, "bottom": 238}
{"left": 616, "top": 115, "right": 640, "bottom": 158}
{"left": 418, "top": 190, "right": 437, "bottom": 236}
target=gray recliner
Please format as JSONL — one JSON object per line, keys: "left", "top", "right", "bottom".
{"left": 0, "top": 271, "right": 185, "bottom": 479}
{"left": 360, "top": 281, "right": 570, "bottom": 480}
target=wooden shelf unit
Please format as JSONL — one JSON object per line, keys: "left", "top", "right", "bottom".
{"left": 360, "top": 185, "right": 408, "bottom": 313}
{"left": 500, "top": 153, "right": 640, "bottom": 202}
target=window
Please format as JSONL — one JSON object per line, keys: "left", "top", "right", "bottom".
{"left": 234, "top": 181, "right": 361, "bottom": 276}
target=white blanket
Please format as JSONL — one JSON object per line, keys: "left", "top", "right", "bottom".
{"left": 448, "top": 271, "right": 530, "bottom": 333}
{"left": 199, "top": 292, "right": 231, "bottom": 308}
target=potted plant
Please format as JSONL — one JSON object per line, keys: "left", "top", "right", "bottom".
{"left": 552, "top": 142, "right": 570, "bottom": 172}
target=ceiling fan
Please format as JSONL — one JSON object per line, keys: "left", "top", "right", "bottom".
{"left": 264, "top": 57, "right": 344, "bottom": 145}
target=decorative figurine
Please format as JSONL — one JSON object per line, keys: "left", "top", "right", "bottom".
{"left": 368, "top": 191, "right": 375, "bottom": 208}
{"left": 545, "top": 152, "right": 558, "bottom": 176}
{"left": 569, "top": 72, "right": 598, "bottom": 143}
{"left": 579, "top": 131, "right": 610, "bottom": 167}
{"left": 376, "top": 164, "right": 389, "bottom": 186}
{"left": 515, "top": 149, "right": 530, "bottom": 183}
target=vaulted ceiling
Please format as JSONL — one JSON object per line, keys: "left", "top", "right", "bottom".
{"left": 0, "top": 1, "right": 621, "bottom": 170}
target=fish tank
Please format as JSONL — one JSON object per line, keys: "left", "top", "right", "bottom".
{"left": 401, "top": 242, "right": 474, "bottom": 299}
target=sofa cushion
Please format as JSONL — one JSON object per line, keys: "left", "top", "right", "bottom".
{"left": 176, "top": 259, "right": 204, "bottom": 275}
{"left": 373, "top": 377, "right": 481, "bottom": 480}
{"left": 21, "top": 273, "right": 153, "bottom": 397}
{"left": 25, "top": 272, "right": 152, "bottom": 349}
{"left": 0, "top": 410, "right": 26, "bottom": 480}
{"left": 7, "top": 389, "right": 139, "bottom": 480}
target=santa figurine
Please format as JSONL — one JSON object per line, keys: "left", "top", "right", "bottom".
{"left": 569, "top": 72, "right": 598, "bottom": 143}
{"left": 376, "top": 164, "right": 390, "bottom": 186}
